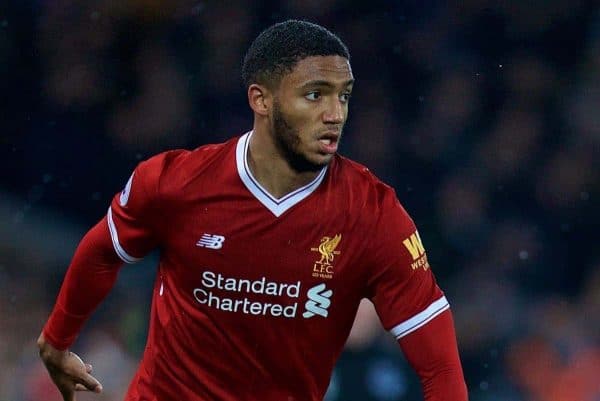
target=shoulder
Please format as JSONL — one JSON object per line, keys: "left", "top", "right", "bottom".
{"left": 143, "top": 140, "right": 232, "bottom": 173}
{"left": 136, "top": 137, "right": 237, "bottom": 194}
{"left": 331, "top": 155, "right": 403, "bottom": 215}
{"left": 140, "top": 138, "right": 235, "bottom": 178}
{"left": 329, "top": 156, "right": 416, "bottom": 259}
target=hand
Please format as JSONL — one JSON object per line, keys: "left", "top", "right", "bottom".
{"left": 37, "top": 333, "right": 103, "bottom": 401}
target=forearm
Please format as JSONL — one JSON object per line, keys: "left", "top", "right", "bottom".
{"left": 399, "top": 310, "right": 468, "bottom": 401}
{"left": 43, "top": 216, "right": 123, "bottom": 350}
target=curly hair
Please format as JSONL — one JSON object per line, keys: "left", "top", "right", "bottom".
{"left": 242, "top": 20, "right": 350, "bottom": 89}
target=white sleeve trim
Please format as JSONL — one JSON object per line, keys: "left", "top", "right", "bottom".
{"left": 107, "top": 206, "right": 142, "bottom": 264}
{"left": 390, "top": 296, "right": 450, "bottom": 339}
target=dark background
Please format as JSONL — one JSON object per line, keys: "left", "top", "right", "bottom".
{"left": 1, "top": 1, "right": 598, "bottom": 400}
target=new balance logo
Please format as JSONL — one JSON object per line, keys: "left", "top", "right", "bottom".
{"left": 303, "top": 283, "right": 333, "bottom": 318}
{"left": 196, "top": 234, "right": 225, "bottom": 249}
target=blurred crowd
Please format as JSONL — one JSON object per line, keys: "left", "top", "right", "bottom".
{"left": 1, "top": 1, "right": 598, "bottom": 400}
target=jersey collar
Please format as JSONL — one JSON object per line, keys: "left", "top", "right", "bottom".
{"left": 236, "top": 131, "right": 327, "bottom": 217}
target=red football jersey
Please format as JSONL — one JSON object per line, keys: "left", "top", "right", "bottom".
{"left": 108, "top": 132, "right": 448, "bottom": 401}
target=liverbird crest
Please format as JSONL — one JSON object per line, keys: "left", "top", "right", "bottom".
{"left": 311, "top": 234, "right": 342, "bottom": 264}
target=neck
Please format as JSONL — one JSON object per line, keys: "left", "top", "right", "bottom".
{"left": 246, "top": 128, "right": 322, "bottom": 199}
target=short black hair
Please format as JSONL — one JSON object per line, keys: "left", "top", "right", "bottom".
{"left": 242, "top": 20, "right": 350, "bottom": 89}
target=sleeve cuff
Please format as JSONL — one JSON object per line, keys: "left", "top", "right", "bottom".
{"left": 42, "top": 304, "right": 88, "bottom": 350}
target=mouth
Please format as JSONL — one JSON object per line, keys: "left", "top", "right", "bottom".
{"left": 317, "top": 131, "right": 340, "bottom": 154}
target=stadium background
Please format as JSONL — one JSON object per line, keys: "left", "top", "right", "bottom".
{"left": 0, "top": 1, "right": 598, "bottom": 400}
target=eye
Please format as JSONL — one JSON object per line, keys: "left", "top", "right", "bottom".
{"left": 305, "top": 91, "right": 321, "bottom": 101}
{"left": 340, "top": 92, "right": 352, "bottom": 103}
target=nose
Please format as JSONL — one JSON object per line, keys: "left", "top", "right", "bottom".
{"left": 323, "top": 98, "right": 345, "bottom": 124}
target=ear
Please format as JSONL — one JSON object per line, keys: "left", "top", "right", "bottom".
{"left": 247, "top": 84, "right": 271, "bottom": 117}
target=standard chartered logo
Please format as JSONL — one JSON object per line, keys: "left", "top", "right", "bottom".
{"left": 302, "top": 283, "right": 333, "bottom": 318}
{"left": 192, "top": 271, "right": 332, "bottom": 319}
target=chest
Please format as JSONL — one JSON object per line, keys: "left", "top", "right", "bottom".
{"left": 157, "top": 193, "right": 371, "bottom": 308}
{"left": 172, "top": 198, "right": 365, "bottom": 273}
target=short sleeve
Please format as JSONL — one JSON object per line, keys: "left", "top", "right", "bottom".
{"left": 365, "top": 188, "right": 449, "bottom": 339}
{"left": 107, "top": 155, "right": 164, "bottom": 263}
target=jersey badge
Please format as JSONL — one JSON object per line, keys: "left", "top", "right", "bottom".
{"left": 402, "top": 231, "right": 430, "bottom": 271}
{"left": 310, "top": 234, "right": 341, "bottom": 280}
{"left": 119, "top": 173, "right": 134, "bottom": 206}
{"left": 196, "top": 234, "right": 226, "bottom": 249}
{"left": 303, "top": 283, "right": 333, "bottom": 318}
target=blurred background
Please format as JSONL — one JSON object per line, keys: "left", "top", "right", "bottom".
{"left": 0, "top": 1, "right": 598, "bottom": 400}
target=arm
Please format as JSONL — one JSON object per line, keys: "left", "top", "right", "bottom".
{"left": 399, "top": 309, "right": 468, "bottom": 401}
{"left": 38, "top": 155, "right": 165, "bottom": 400}
{"left": 363, "top": 185, "right": 467, "bottom": 400}
{"left": 38, "top": 216, "right": 123, "bottom": 400}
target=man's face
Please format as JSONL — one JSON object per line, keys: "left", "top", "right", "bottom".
{"left": 270, "top": 55, "right": 354, "bottom": 172}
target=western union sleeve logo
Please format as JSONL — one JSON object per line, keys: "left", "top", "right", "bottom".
{"left": 402, "top": 231, "right": 425, "bottom": 260}
{"left": 402, "top": 231, "right": 430, "bottom": 271}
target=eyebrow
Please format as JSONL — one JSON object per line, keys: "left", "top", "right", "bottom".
{"left": 300, "top": 79, "right": 355, "bottom": 89}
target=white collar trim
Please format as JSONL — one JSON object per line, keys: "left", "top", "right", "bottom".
{"left": 235, "top": 131, "right": 327, "bottom": 217}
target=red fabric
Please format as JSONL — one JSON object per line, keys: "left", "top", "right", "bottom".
{"left": 42, "top": 217, "right": 123, "bottom": 350}
{"left": 366, "top": 186, "right": 445, "bottom": 333}
{"left": 399, "top": 309, "right": 468, "bottom": 401}
{"left": 42, "top": 133, "right": 467, "bottom": 400}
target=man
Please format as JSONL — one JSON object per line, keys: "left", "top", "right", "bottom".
{"left": 38, "top": 20, "right": 468, "bottom": 401}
